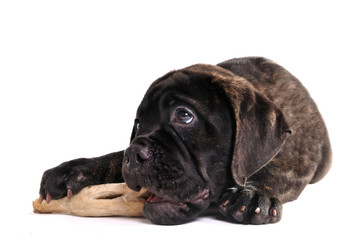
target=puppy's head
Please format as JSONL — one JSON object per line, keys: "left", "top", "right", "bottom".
{"left": 122, "top": 64, "right": 290, "bottom": 225}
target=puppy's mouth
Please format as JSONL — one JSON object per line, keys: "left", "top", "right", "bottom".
{"left": 146, "top": 189, "right": 210, "bottom": 206}
{"left": 143, "top": 188, "right": 211, "bottom": 225}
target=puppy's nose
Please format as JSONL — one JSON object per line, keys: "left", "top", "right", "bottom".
{"left": 124, "top": 144, "right": 152, "bottom": 169}
{"left": 136, "top": 145, "right": 151, "bottom": 163}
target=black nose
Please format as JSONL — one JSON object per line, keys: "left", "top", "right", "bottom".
{"left": 136, "top": 144, "right": 151, "bottom": 162}
{"left": 124, "top": 142, "right": 152, "bottom": 169}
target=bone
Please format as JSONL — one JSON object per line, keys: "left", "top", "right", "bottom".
{"left": 33, "top": 183, "right": 150, "bottom": 217}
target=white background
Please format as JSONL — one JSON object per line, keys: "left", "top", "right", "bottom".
{"left": 1, "top": 0, "right": 360, "bottom": 239}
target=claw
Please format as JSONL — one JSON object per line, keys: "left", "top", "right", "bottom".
{"left": 39, "top": 195, "right": 44, "bottom": 204}
{"left": 271, "top": 209, "right": 277, "bottom": 217}
{"left": 46, "top": 194, "right": 52, "bottom": 203}
{"left": 222, "top": 200, "right": 230, "bottom": 207}
{"left": 255, "top": 207, "right": 261, "bottom": 215}
{"left": 240, "top": 205, "right": 246, "bottom": 212}
{"left": 67, "top": 189, "right": 73, "bottom": 199}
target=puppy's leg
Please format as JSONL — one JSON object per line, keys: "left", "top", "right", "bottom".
{"left": 39, "top": 151, "right": 124, "bottom": 202}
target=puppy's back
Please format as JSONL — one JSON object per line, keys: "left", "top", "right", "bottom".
{"left": 218, "top": 57, "right": 332, "bottom": 197}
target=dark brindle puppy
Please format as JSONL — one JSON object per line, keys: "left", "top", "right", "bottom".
{"left": 39, "top": 57, "right": 332, "bottom": 225}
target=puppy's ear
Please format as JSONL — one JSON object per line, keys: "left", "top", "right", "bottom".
{"left": 230, "top": 88, "right": 291, "bottom": 186}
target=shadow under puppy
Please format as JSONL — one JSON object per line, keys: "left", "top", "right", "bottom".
{"left": 39, "top": 57, "right": 332, "bottom": 225}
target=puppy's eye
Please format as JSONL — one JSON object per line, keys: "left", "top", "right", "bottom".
{"left": 135, "top": 120, "right": 140, "bottom": 131}
{"left": 175, "top": 108, "right": 194, "bottom": 124}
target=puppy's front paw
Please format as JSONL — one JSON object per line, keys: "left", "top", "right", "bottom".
{"left": 218, "top": 186, "right": 282, "bottom": 224}
{"left": 39, "top": 159, "right": 96, "bottom": 202}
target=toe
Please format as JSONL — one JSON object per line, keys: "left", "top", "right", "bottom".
{"left": 231, "top": 205, "right": 248, "bottom": 222}
{"left": 269, "top": 198, "right": 282, "bottom": 223}
{"left": 247, "top": 194, "right": 271, "bottom": 224}
{"left": 218, "top": 189, "right": 239, "bottom": 218}
{"left": 230, "top": 193, "right": 253, "bottom": 223}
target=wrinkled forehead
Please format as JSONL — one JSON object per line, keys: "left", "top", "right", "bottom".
{"left": 136, "top": 69, "right": 227, "bottom": 117}
{"left": 143, "top": 71, "right": 192, "bottom": 103}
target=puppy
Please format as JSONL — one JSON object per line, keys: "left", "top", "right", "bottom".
{"left": 39, "top": 57, "right": 332, "bottom": 225}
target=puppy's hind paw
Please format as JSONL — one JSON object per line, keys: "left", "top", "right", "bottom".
{"left": 218, "top": 186, "right": 282, "bottom": 224}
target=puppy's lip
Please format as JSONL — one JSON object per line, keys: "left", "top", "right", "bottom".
{"left": 147, "top": 194, "right": 165, "bottom": 203}
{"left": 146, "top": 189, "right": 210, "bottom": 205}
{"left": 147, "top": 194, "right": 186, "bottom": 206}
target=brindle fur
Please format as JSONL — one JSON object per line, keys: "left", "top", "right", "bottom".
{"left": 39, "top": 57, "right": 331, "bottom": 225}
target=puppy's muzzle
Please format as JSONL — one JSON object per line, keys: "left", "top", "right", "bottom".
{"left": 124, "top": 138, "right": 153, "bottom": 170}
